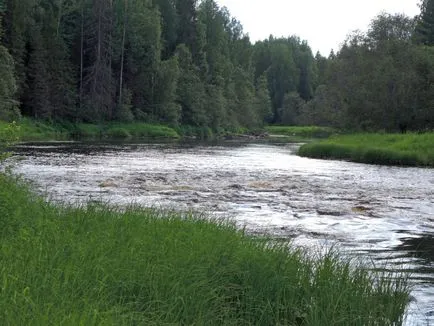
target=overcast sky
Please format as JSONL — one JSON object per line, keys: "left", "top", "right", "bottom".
{"left": 216, "top": 0, "right": 421, "bottom": 55}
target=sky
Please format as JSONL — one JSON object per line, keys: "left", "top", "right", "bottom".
{"left": 216, "top": 0, "right": 421, "bottom": 55}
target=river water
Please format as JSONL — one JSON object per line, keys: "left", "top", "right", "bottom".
{"left": 9, "top": 141, "right": 434, "bottom": 325}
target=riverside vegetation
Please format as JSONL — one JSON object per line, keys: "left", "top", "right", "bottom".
{"left": 0, "top": 173, "right": 410, "bottom": 325}
{"left": 265, "top": 126, "right": 337, "bottom": 139}
{"left": 0, "top": 118, "right": 181, "bottom": 141}
{"left": 298, "top": 133, "right": 434, "bottom": 167}
{"left": 0, "top": 0, "right": 433, "bottom": 135}
{"left": 0, "top": 118, "right": 266, "bottom": 142}
{"left": 0, "top": 0, "right": 429, "bottom": 322}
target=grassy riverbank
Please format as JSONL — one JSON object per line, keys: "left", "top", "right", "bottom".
{"left": 265, "top": 126, "right": 337, "bottom": 139}
{"left": 299, "top": 133, "right": 434, "bottom": 167}
{"left": 0, "top": 173, "right": 409, "bottom": 325}
{"left": 1, "top": 119, "right": 339, "bottom": 143}
{"left": 0, "top": 118, "right": 180, "bottom": 141}
{"left": 0, "top": 118, "right": 261, "bottom": 142}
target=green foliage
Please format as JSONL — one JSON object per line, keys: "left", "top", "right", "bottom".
{"left": 154, "top": 56, "right": 181, "bottom": 125}
{"left": 73, "top": 123, "right": 180, "bottom": 140}
{"left": 279, "top": 92, "right": 305, "bottom": 125}
{"left": 304, "top": 13, "right": 434, "bottom": 132}
{"left": 105, "top": 127, "right": 132, "bottom": 139}
{"left": 2, "top": 119, "right": 180, "bottom": 141}
{"left": 0, "top": 174, "right": 410, "bottom": 325}
{"left": 266, "top": 125, "right": 337, "bottom": 138}
{"left": 153, "top": 0, "right": 178, "bottom": 57}
{"left": 12, "top": 118, "right": 70, "bottom": 141}
{"left": 415, "top": 0, "right": 434, "bottom": 45}
{"left": 175, "top": 125, "right": 215, "bottom": 140}
{"left": 175, "top": 44, "right": 207, "bottom": 127}
{"left": 106, "top": 123, "right": 180, "bottom": 139}
{"left": 255, "top": 74, "right": 273, "bottom": 123}
{"left": 71, "top": 123, "right": 100, "bottom": 139}
{"left": 298, "top": 133, "right": 434, "bottom": 167}
{"left": 253, "top": 37, "right": 317, "bottom": 123}
{"left": 0, "top": 0, "right": 432, "bottom": 132}
{"left": 300, "top": 85, "right": 346, "bottom": 128}
{"left": 0, "top": 36, "right": 19, "bottom": 120}
{"left": 0, "top": 121, "right": 19, "bottom": 160}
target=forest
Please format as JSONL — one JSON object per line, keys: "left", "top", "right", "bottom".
{"left": 0, "top": 0, "right": 433, "bottom": 133}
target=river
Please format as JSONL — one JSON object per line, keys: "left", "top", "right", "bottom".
{"left": 9, "top": 141, "right": 434, "bottom": 325}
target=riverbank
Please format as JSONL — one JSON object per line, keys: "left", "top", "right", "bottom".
{"left": 1, "top": 119, "right": 337, "bottom": 143}
{"left": 0, "top": 173, "right": 409, "bottom": 325}
{"left": 265, "top": 125, "right": 337, "bottom": 139}
{"left": 0, "top": 118, "right": 181, "bottom": 141}
{"left": 0, "top": 118, "right": 268, "bottom": 142}
{"left": 298, "top": 133, "right": 434, "bottom": 167}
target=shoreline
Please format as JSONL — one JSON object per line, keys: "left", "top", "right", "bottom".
{"left": 298, "top": 133, "right": 434, "bottom": 168}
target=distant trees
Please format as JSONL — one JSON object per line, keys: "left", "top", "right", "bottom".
{"left": 0, "top": 0, "right": 18, "bottom": 120}
{"left": 0, "top": 0, "right": 432, "bottom": 132}
{"left": 301, "top": 12, "right": 434, "bottom": 132}
{"left": 253, "top": 37, "right": 317, "bottom": 124}
{"left": 0, "top": 0, "right": 275, "bottom": 130}
{"left": 415, "top": 0, "right": 434, "bottom": 45}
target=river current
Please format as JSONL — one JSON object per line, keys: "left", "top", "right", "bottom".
{"left": 9, "top": 141, "right": 434, "bottom": 325}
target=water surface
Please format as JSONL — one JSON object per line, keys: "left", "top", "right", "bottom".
{"left": 10, "top": 142, "right": 434, "bottom": 325}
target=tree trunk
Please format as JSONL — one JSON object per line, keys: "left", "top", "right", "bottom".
{"left": 56, "top": 0, "right": 64, "bottom": 38}
{"left": 79, "top": 0, "right": 84, "bottom": 118}
{"left": 118, "top": 0, "right": 128, "bottom": 108}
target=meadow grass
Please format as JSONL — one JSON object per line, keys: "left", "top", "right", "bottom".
{"left": 0, "top": 118, "right": 70, "bottom": 141}
{"left": 299, "top": 133, "right": 434, "bottom": 167}
{"left": 77, "top": 122, "right": 181, "bottom": 140}
{"left": 0, "top": 119, "right": 180, "bottom": 141}
{"left": 0, "top": 173, "right": 410, "bottom": 325}
{"left": 265, "top": 126, "right": 337, "bottom": 139}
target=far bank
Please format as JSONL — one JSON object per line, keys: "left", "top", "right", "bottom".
{"left": 1, "top": 119, "right": 337, "bottom": 143}
{"left": 298, "top": 133, "right": 434, "bottom": 168}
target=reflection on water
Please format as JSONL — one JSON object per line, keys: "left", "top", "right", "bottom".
{"left": 9, "top": 141, "right": 434, "bottom": 325}
{"left": 398, "top": 236, "right": 434, "bottom": 264}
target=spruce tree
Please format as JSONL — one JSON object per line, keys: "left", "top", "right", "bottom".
{"left": 0, "top": 0, "right": 18, "bottom": 120}
{"left": 415, "top": 0, "right": 434, "bottom": 45}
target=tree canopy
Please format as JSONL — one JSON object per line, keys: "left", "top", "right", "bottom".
{"left": 0, "top": 0, "right": 432, "bottom": 132}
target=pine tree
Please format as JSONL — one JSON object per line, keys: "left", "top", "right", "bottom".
{"left": 154, "top": 56, "right": 181, "bottom": 125}
{"left": 153, "top": 0, "right": 178, "bottom": 58}
{"left": 255, "top": 74, "right": 272, "bottom": 124}
{"left": 415, "top": 0, "right": 434, "bottom": 45}
{"left": 0, "top": 0, "right": 18, "bottom": 120}
{"left": 82, "top": 0, "right": 115, "bottom": 121}
{"left": 3, "top": 0, "right": 31, "bottom": 100}
{"left": 175, "top": 44, "right": 206, "bottom": 126}
{"left": 25, "top": 45, "right": 51, "bottom": 119}
{"left": 175, "top": 0, "right": 197, "bottom": 52}
{"left": 124, "top": 0, "right": 162, "bottom": 119}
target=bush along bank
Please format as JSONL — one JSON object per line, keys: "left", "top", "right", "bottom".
{"left": 298, "top": 133, "right": 434, "bottom": 167}
{"left": 265, "top": 126, "right": 338, "bottom": 139}
{"left": 0, "top": 173, "right": 410, "bottom": 325}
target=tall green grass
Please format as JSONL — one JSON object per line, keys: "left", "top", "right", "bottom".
{"left": 266, "top": 126, "right": 337, "bottom": 139}
{"left": 75, "top": 122, "right": 180, "bottom": 140}
{"left": 0, "top": 118, "right": 70, "bottom": 141}
{"left": 299, "top": 133, "right": 434, "bottom": 167}
{"left": 0, "top": 173, "right": 409, "bottom": 325}
{"left": 0, "top": 119, "right": 180, "bottom": 141}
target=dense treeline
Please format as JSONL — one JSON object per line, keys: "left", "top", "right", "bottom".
{"left": 0, "top": 0, "right": 433, "bottom": 132}
{"left": 0, "top": 0, "right": 274, "bottom": 131}
{"left": 304, "top": 10, "right": 434, "bottom": 132}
